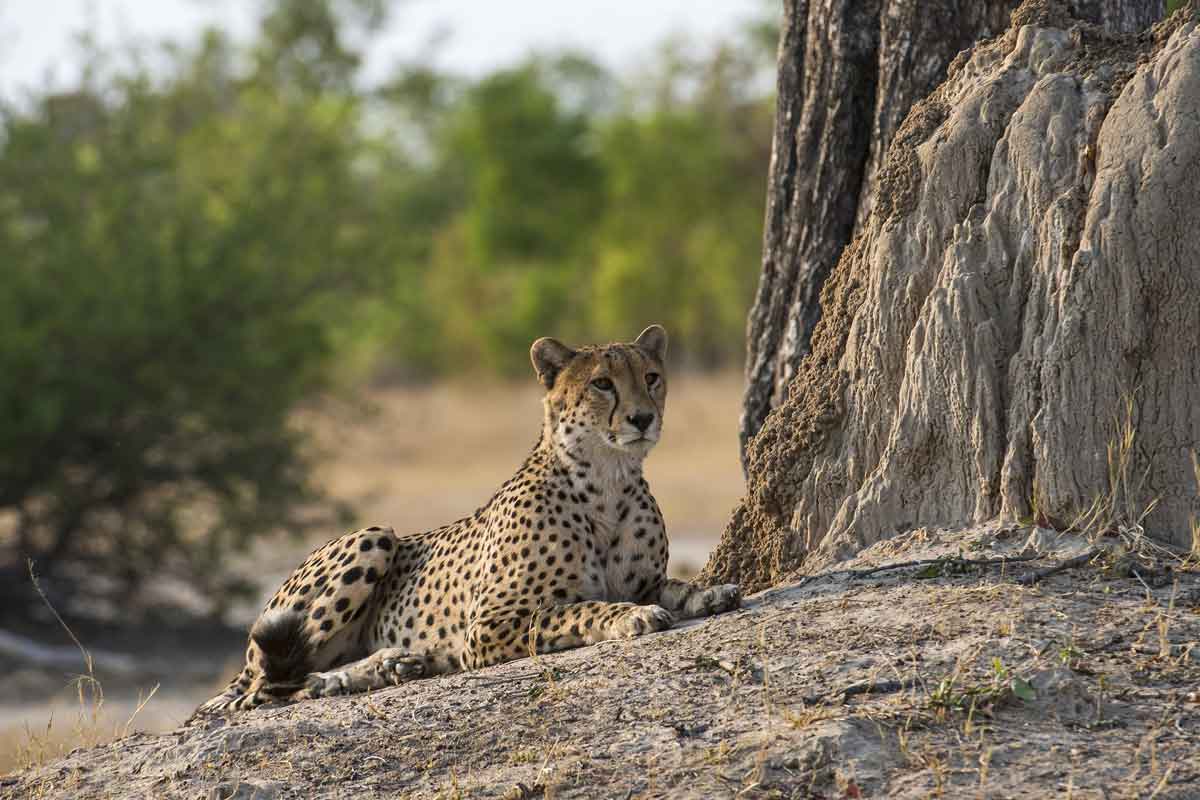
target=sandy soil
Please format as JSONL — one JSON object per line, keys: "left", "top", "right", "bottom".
{"left": 6, "top": 524, "right": 1198, "bottom": 799}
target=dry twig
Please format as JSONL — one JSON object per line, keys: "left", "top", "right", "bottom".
{"left": 1016, "top": 548, "right": 1101, "bottom": 585}
{"left": 800, "top": 678, "right": 920, "bottom": 707}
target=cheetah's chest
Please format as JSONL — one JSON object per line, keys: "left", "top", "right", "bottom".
{"left": 585, "top": 508, "right": 664, "bottom": 603}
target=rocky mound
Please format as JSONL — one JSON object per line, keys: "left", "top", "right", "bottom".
{"left": 707, "top": 0, "right": 1200, "bottom": 593}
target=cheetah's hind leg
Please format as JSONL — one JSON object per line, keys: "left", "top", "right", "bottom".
{"left": 196, "top": 525, "right": 401, "bottom": 713}
{"left": 193, "top": 612, "right": 311, "bottom": 716}
{"left": 194, "top": 665, "right": 256, "bottom": 716}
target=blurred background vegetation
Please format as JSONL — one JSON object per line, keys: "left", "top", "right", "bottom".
{"left": 0, "top": 0, "right": 775, "bottom": 612}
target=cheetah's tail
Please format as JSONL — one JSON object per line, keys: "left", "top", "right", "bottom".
{"left": 251, "top": 608, "right": 312, "bottom": 685}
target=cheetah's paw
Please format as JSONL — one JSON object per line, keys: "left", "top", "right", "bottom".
{"left": 616, "top": 604, "right": 675, "bottom": 638}
{"left": 690, "top": 584, "right": 741, "bottom": 617}
{"left": 378, "top": 653, "right": 427, "bottom": 681}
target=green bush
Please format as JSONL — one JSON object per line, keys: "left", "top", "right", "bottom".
{"left": 383, "top": 38, "right": 774, "bottom": 373}
{"left": 0, "top": 28, "right": 385, "bottom": 605}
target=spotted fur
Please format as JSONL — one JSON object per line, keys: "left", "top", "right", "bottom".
{"left": 197, "top": 325, "right": 740, "bottom": 714}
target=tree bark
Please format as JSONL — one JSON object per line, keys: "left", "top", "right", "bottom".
{"left": 740, "top": 0, "right": 1165, "bottom": 466}
{"left": 713, "top": 0, "right": 1193, "bottom": 593}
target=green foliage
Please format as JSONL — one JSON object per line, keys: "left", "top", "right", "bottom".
{"left": 388, "top": 33, "right": 774, "bottom": 373}
{"left": 422, "top": 62, "right": 607, "bottom": 373}
{"left": 0, "top": 11, "right": 392, "bottom": 604}
{"left": 927, "top": 659, "right": 1037, "bottom": 716}
{"left": 592, "top": 37, "right": 772, "bottom": 366}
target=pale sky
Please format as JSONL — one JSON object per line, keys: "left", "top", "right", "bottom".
{"left": 0, "top": 0, "right": 768, "bottom": 98}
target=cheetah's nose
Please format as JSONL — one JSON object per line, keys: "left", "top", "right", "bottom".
{"left": 628, "top": 412, "right": 655, "bottom": 433}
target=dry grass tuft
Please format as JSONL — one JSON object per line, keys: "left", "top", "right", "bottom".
{"left": 4, "top": 563, "right": 158, "bottom": 776}
{"left": 1070, "top": 395, "right": 1160, "bottom": 544}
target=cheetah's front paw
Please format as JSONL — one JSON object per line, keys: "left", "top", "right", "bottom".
{"left": 615, "top": 604, "right": 675, "bottom": 639}
{"left": 690, "top": 584, "right": 741, "bottom": 617}
{"left": 378, "top": 653, "right": 427, "bottom": 681}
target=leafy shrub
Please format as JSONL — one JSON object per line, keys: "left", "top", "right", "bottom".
{"left": 0, "top": 29, "right": 383, "bottom": 607}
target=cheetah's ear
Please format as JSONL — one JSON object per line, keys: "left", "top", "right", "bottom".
{"left": 530, "top": 337, "right": 576, "bottom": 389}
{"left": 634, "top": 324, "right": 668, "bottom": 363}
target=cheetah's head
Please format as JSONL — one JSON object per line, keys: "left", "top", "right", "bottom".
{"left": 531, "top": 325, "right": 668, "bottom": 460}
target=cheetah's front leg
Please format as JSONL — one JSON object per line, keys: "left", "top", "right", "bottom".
{"left": 464, "top": 601, "right": 674, "bottom": 669}
{"left": 657, "top": 578, "right": 741, "bottom": 620}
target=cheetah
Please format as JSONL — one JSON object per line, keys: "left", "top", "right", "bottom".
{"left": 198, "top": 325, "right": 740, "bottom": 713}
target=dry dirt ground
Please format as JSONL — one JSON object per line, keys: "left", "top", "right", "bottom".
{"left": 5, "top": 524, "right": 1198, "bottom": 799}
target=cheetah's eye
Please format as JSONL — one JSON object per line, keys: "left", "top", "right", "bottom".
{"left": 645, "top": 372, "right": 660, "bottom": 387}
{"left": 591, "top": 377, "right": 615, "bottom": 392}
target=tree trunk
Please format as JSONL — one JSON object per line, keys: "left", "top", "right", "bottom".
{"left": 711, "top": 0, "right": 1195, "bottom": 593}
{"left": 740, "top": 0, "right": 1165, "bottom": 465}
